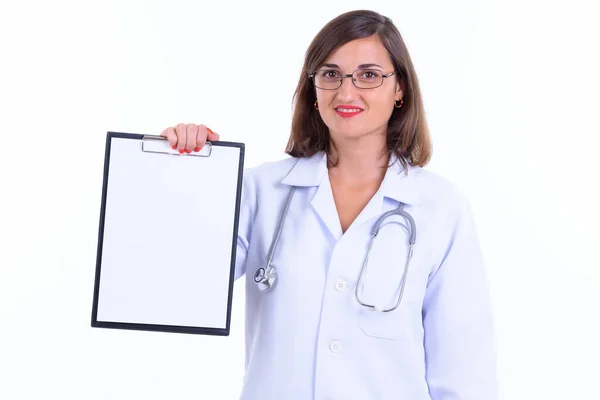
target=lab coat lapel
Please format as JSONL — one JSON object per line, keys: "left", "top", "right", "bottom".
{"left": 280, "top": 152, "right": 343, "bottom": 240}
{"left": 351, "top": 156, "right": 421, "bottom": 232}
{"left": 311, "top": 173, "right": 343, "bottom": 239}
{"left": 280, "top": 153, "right": 421, "bottom": 238}
{"left": 379, "top": 156, "right": 421, "bottom": 206}
{"left": 346, "top": 187, "right": 384, "bottom": 233}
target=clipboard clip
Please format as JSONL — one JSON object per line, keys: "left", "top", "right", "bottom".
{"left": 141, "top": 135, "right": 213, "bottom": 157}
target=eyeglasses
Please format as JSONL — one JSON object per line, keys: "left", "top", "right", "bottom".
{"left": 309, "top": 68, "right": 398, "bottom": 90}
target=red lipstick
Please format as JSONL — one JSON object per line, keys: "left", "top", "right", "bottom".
{"left": 334, "top": 104, "right": 364, "bottom": 118}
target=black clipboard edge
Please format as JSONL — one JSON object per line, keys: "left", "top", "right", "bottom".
{"left": 91, "top": 131, "right": 245, "bottom": 336}
{"left": 92, "top": 321, "right": 230, "bottom": 336}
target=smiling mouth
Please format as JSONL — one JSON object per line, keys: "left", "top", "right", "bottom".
{"left": 335, "top": 108, "right": 363, "bottom": 118}
{"left": 335, "top": 107, "right": 363, "bottom": 113}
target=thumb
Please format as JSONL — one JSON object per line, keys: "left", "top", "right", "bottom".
{"left": 207, "top": 127, "right": 220, "bottom": 141}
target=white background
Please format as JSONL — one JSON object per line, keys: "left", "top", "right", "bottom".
{"left": 0, "top": 0, "right": 598, "bottom": 399}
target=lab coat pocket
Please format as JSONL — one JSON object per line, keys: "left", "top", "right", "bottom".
{"left": 358, "top": 307, "right": 411, "bottom": 341}
{"left": 356, "top": 265, "right": 416, "bottom": 341}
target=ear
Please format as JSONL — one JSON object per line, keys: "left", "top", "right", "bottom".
{"left": 395, "top": 79, "right": 405, "bottom": 101}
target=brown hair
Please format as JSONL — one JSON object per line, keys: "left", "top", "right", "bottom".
{"left": 286, "top": 10, "right": 432, "bottom": 172}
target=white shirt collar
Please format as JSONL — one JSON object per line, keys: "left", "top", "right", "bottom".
{"left": 280, "top": 151, "right": 422, "bottom": 205}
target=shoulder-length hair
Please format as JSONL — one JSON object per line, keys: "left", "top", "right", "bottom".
{"left": 286, "top": 10, "right": 432, "bottom": 172}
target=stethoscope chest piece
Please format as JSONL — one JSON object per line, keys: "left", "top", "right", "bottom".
{"left": 253, "top": 186, "right": 296, "bottom": 293}
{"left": 254, "top": 266, "right": 277, "bottom": 292}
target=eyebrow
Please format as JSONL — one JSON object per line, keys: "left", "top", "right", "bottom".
{"left": 321, "top": 63, "right": 383, "bottom": 69}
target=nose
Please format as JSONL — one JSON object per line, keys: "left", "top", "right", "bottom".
{"left": 336, "top": 74, "right": 360, "bottom": 100}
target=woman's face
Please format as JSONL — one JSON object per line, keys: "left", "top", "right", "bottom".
{"left": 314, "top": 35, "right": 403, "bottom": 144}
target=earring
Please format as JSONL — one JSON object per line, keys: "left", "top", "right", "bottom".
{"left": 394, "top": 99, "right": 403, "bottom": 108}
{"left": 314, "top": 100, "right": 319, "bottom": 110}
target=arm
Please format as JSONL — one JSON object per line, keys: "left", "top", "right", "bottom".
{"left": 234, "top": 167, "right": 257, "bottom": 281}
{"left": 423, "top": 195, "right": 498, "bottom": 399}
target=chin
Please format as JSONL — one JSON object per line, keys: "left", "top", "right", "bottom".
{"left": 329, "top": 127, "right": 367, "bottom": 141}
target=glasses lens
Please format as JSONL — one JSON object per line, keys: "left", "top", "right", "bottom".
{"left": 313, "top": 69, "right": 342, "bottom": 89}
{"left": 312, "top": 69, "right": 385, "bottom": 89}
{"left": 353, "top": 69, "right": 383, "bottom": 89}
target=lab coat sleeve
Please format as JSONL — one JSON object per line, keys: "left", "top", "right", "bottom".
{"left": 234, "top": 167, "right": 257, "bottom": 281}
{"left": 422, "top": 195, "right": 498, "bottom": 400}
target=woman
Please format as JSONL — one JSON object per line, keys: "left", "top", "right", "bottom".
{"left": 161, "top": 9, "right": 497, "bottom": 400}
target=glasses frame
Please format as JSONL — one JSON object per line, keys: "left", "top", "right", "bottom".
{"left": 308, "top": 68, "right": 399, "bottom": 90}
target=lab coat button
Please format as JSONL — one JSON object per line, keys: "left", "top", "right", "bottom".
{"left": 329, "top": 340, "right": 342, "bottom": 353}
{"left": 334, "top": 279, "right": 347, "bottom": 292}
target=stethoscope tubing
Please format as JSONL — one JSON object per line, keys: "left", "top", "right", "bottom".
{"left": 255, "top": 186, "right": 417, "bottom": 313}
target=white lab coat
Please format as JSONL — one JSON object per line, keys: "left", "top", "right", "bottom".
{"left": 233, "top": 151, "right": 497, "bottom": 400}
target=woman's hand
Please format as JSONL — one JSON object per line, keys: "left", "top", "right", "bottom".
{"left": 160, "top": 123, "right": 220, "bottom": 154}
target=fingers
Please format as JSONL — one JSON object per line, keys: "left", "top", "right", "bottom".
{"left": 195, "top": 124, "right": 208, "bottom": 151}
{"left": 175, "top": 123, "right": 187, "bottom": 152}
{"left": 161, "top": 127, "right": 178, "bottom": 149}
{"left": 207, "top": 126, "right": 220, "bottom": 142}
{"left": 160, "top": 123, "right": 220, "bottom": 154}
{"left": 185, "top": 123, "right": 198, "bottom": 153}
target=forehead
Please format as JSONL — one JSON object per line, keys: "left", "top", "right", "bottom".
{"left": 324, "top": 35, "right": 392, "bottom": 69}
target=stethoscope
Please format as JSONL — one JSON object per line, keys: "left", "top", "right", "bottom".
{"left": 253, "top": 186, "right": 417, "bottom": 313}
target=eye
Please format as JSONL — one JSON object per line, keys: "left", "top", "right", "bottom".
{"left": 360, "top": 70, "right": 381, "bottom": 79}
{"left": 320, "top": 70, "right": 340, "bottom": 79}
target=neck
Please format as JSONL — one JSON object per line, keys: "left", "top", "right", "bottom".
{"left": 327, "top": 132, "right": 389, "bottom": 185}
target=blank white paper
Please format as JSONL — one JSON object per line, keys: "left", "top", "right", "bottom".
{"left": 96, "top": 137, "right": 241, "bottom": 329}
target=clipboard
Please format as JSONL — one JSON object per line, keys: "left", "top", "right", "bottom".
{"left": 91, "top": 131, "right": 245, "bottom": 336}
